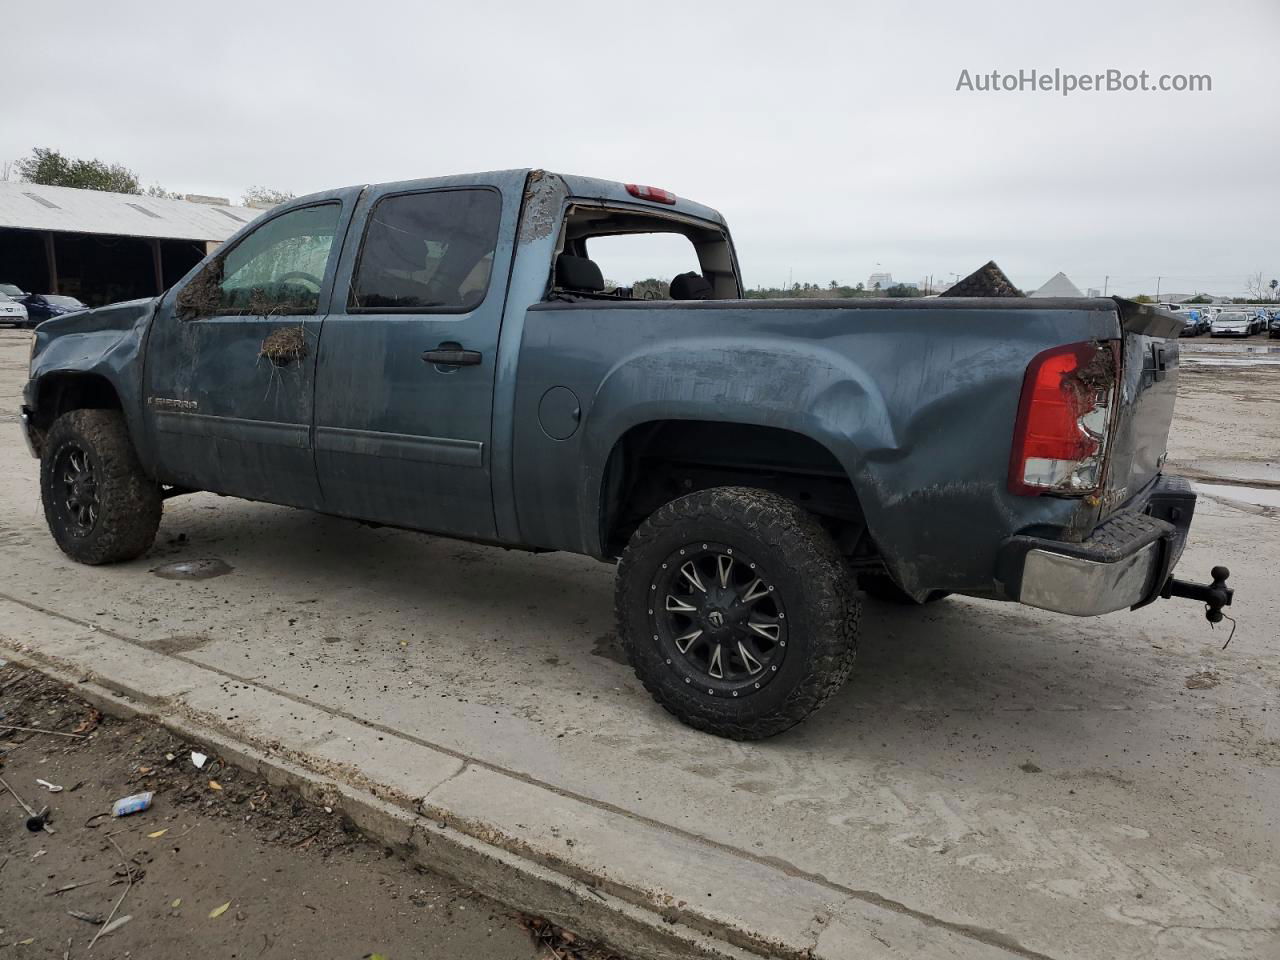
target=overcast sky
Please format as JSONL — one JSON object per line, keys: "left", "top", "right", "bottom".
{"left": 5, "top": 0, "right": 1278, "bottom": 296}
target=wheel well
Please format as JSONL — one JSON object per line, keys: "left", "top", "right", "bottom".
{"left": 600, "top": 420, "right": 880, "bottom": 565}
{"left": 30, "top": 373, "right": 123, "bottom": 436}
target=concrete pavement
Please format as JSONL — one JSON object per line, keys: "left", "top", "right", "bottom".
{"left": 2, "top": 329, "right": 1277, "bottom": 959}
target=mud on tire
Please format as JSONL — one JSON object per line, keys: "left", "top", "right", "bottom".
{"left": 40, "top": 409, "right": 162, "bottom": 565}
{"left": 616, "top": 486, "right": 859, "bottom": 740}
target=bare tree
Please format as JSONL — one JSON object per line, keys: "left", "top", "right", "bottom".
{"left": 1244, "top": 271, "right": 1269, "bottom": 301}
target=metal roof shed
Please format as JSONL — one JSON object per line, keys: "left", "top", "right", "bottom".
{"left": 0, "top": 182, "right": 264, "bottom": 306}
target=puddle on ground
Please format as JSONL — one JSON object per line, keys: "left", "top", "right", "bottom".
{"left": 1186, "top": 459, "right": 1280, "bottom": 485}
{"left": 1182, "top": 342, "right": 1280, "bottom": 367}
{"left": 1195, "top": 482, "right": 1280, "bottom": 509}
{"left": 151, "top": 558, "right": 234, "bottom": 580}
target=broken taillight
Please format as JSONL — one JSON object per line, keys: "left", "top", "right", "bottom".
{"left": 1008, "top": 341, "right": 1118, "bottom": 496}
{"left": 624, "top": 183, "right": 677, "bottom": 204}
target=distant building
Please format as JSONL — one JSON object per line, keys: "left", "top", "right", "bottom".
{"left": 868, "top": 271, "right": 894, "bottom": 290}
{"left": 1087, "top": 287, "right": 1102, "bottom": 297}
{"left": 0, "top": 181, "right": 264, "bottom": 306}
{"left": 1030, "top": 272, "right": 1084, "bottom": 298}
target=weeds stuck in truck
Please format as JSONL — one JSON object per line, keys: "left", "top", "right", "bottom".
{"left": 21, "top": 169, "right": 1233, "bottom": 739}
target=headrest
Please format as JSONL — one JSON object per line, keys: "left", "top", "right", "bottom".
{"left": 669, "top": 271, "right": 714, "bottom": 301}
{"left": 556, "top": 254, "right": 604, "bottom": 292}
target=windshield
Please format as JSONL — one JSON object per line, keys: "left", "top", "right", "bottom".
{"left": 44, "top": 295, "right": 85, "bottom": 308}
{"left": 1217, "top": 313, "right": 1246, "bottom": 322}
{"left": 0, "top": 283, "right": 23, "bottom": 297}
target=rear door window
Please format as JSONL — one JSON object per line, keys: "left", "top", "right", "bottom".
{"left": 349, "top": 189, "right": 502, "bottom": 312}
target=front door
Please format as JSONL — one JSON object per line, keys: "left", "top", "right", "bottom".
{"left": 313, "top": 180, "right": 515, "bottom": 539}
{"left": 144, "top": 194, "right": 355, "bottom": 508}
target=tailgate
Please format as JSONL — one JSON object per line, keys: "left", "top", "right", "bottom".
{"left": 1100, "top": 299, "right": 1182, "bottom": 512}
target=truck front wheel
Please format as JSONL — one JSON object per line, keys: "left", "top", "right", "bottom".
{"left": 616, "top": 487, "right": 858, "bottom": 740}
{"left": 40, "top": 409, "right": 162, "bottom": 565}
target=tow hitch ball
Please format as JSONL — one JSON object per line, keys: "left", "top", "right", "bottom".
{"left": 1161, "top": 565, "right": 1233, "bottom": 624}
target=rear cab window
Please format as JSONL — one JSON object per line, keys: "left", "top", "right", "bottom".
{"left": 548, "top": 204, "right": 739, "bottom": 302}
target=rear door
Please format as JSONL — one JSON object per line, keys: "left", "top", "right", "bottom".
{"left": 144, "top": 194, "right": 356, "bottom": 507}
{"left": 313, "top": 176, "right": 519, "bottom": 539}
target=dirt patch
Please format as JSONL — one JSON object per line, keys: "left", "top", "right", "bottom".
{"left": 1185, "top": 670, "right": 1222, "bottom": 690}
{"left": 144, "top": 635, "right": 213, "bottom": 655}
{"left": 0, "top": 664, "right": 622, "bottom": 959}
{"left": 590, "top": 633, "right": 628, "bottom": 667}
{"left": 258, "top": 325, "right": 308, "bottom": 367}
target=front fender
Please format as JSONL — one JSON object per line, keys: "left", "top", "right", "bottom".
{"left": 25, "top": 298, "right": 157, "bottom": 461}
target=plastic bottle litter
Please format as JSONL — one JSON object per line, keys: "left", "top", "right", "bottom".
{"left": 111, "top": 791, "right": 154, "bottom": 817}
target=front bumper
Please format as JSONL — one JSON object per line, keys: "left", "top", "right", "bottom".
{"left": 998, "top": 475, "right": 1195, "bottom": 616}
{"left": 19, "top": 406, "right": 41, "bottom": 457}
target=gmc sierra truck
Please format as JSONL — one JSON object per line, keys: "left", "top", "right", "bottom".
{"left": 20, "top": 169, "right": 1233, "bottom": 739}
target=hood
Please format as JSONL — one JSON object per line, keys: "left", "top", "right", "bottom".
{"left": 31, "top": 296, "right": 157, "bottom": 351}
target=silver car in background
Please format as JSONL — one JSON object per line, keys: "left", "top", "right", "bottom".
{"left": 0, "top": 292, "right": 30, "bottom": 327}
{"left": 1210, "top": 311, "right": 1251, "bottom": 337}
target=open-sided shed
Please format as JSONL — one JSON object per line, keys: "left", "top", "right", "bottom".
{"left": 0, "top": 182, "right": 264, "bottom": 306}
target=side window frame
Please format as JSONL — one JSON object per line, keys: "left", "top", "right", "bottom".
{"left": 346, "top": 186, "right": 504, "bottom": 316}
{"left": 175, "top": 200, "right": 345, "bottom": 321}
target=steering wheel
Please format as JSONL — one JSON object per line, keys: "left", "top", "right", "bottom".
{"left": 276, "top": 271, "right": 322, "bottom": 291}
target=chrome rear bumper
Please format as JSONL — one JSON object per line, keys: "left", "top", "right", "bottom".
{"left": 1000, "top": 475, "right": 1195, "bottom": 616}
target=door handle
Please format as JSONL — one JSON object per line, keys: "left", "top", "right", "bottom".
{"left": 422, "top": 342, "right": 482, "bottom": 366}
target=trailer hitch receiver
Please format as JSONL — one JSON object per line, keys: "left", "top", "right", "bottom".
{"left": 1161, "top": 565, "right": 1233, "bottom": 624}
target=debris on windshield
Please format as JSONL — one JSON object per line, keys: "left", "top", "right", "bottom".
{"left": 175, "top": 258, "right": 224, "bottom": 320}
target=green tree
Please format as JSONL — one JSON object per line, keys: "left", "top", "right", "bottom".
{"left": 1132, "top": 294, "right": 1154, "bottom": 303}
{"left": 16, "top": 147, "right": 142, "bottom": 194}
{"left": 884, "top": 283, "right": 921, "bottom": 298}
{"left": 243, "top": 186, "right": 296, "bottom": 206}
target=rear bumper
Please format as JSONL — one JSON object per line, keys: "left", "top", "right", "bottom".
{"left": 998, "top": 475, "right": 1195, "bottom": 616}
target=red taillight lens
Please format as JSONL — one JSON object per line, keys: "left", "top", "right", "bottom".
{"left": 1008, "top": 341, "right": 1118, "bottom": 496}
{"left": 624, "top": 183, "right": 677, "bottom": 204}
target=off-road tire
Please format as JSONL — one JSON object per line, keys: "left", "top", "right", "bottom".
{"left": 616, "top": 486, "right": 858, "bottom": 740}
{"left": 857, "top": 573, "right": 950, "bottom": 605}
{"left": 40, "top": 409, "right": 162, "bottom": 564}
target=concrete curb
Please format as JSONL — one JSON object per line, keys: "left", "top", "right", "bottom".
{"left": 0, "top": 597, "right": 1025, "bottom": 960}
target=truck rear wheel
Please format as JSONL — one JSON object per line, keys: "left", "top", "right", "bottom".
{"left": 616, "top": 487, "right": 858, "bottom": 740}
{"left": 40, "top": 409, "right": 162, "bottom": 565}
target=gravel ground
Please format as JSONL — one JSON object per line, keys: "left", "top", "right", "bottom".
{"left": 0, "top": 664, "right": 612, "bottom": 960}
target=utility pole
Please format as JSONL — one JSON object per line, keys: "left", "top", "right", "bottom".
{"left": 1103, "top": 275, "right": 1109, "bottom": 296}
{"left": 1156, "top": 276, "right": 1162, "bottom": 301}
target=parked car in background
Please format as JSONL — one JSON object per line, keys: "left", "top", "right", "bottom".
{"left": 1, "top": 282, "right": 27, "bottom": 299}
{"left": 1253, "top": 309, "right": 1270, "bottom": 335}
{"left": 20, "top": 294, "right": 86, "bottom": 325}
{"left": 0, "top": 293, "right": 30, "bottom": 327}
{"left": 1179, "top": 312, "right": 1201, "bottom": 337}
{"left": 1210, "top": 311, "right": 1252, "bottom": 337}
{"left": 1269, "top": 314, "right": 1280, "bottom": 339}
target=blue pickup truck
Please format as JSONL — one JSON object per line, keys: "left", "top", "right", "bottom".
{"left": 20, "top": 169, "right": 1231, "bottom": 738}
